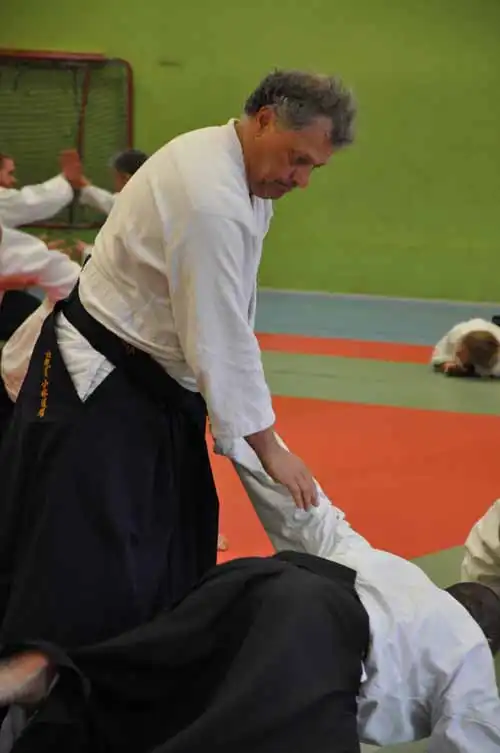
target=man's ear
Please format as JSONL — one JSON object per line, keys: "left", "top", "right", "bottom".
{"left": 254, "top": 107, "right": 276, "bottom": 135}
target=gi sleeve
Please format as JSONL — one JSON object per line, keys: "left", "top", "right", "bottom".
{"left": 0, "top": 176, "right": 73, "bottom": 228}
{"left": 166, "top": 211, "right": 275, "bottom": 441}
{"left": 0, "top": 227, "right": 80, "bottom": 304}
{"left": 79, "top": 185, "right": 116, "bottom": 216}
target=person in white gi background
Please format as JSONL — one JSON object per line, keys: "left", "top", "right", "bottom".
{"left": 0, "top": 226, "right": 80, "bottom": 310}
{"left": 71, "top": 148, "right": 150, "bottom": 260}
{"left": 431, "top": 318, "right": 500, "bottom": 377}
{"left": 0, "top": 69, "right": 356, "bottom": 651}
{"left": 77, "top": 148, "right": 149, "bottom": 217}
{"left": 0, "top": 148, "right": 84, "bottom": 337}
{"left": 462, "top": 499, "right": 500, "bottom": 585}
{"left": 0, "top": 225, "right": 82, "bottom": 443}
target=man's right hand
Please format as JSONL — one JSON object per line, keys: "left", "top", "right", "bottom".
{"left": 245, "top": 427, "right": 318, "bottom": 510}
{"left": 260, "top": 443, "right": 318, "bottom": 511}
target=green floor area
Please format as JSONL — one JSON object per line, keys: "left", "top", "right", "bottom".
{"left": 263, "top": 352, "right": 500, "bottom": 416}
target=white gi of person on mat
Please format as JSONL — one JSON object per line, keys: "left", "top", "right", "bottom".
{"left": 0, "top": 442, "right": 499, "bottom": 753}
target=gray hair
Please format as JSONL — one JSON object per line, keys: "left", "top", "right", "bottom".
{"left": 243, "top": 69, "right": 356, "bottom": 148}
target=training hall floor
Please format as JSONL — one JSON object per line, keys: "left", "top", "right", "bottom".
{"left": 211, "top": 289, "right": 500, "bottom": 753}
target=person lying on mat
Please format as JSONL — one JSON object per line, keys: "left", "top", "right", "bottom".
{"left": 462, "top": 499, "right": 500, "bottom": 585}
{"left": 431, "top": 318, "right": 500, "bottom": 377}
{"left": 0, "top": 150, "right": 81, "bottom": 228}
{"left": 0, "top": 439, "right": 499, "bottom": 753}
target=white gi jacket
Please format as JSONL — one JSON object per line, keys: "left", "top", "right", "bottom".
{"left": 0, "top": 227, "right": 81, "bottom": 399}
{"left": 56, "top": 120, "right": 275, "bottom": 442}
{"left": 79, "top": 185, "right": 116, "bottom": 216}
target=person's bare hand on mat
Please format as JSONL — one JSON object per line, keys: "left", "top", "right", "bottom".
{"left": 443, "top": 361, "right": 467, "bottom": 377}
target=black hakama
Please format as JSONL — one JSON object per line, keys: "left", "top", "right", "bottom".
{"left": 0, "top": 292, "right": 40, "bottom": 343}
{"left": 0, "top": 376, "right": 13, "bottom": 449}
{"left": 5, "top": 552, "right": 369, "bottom": 753}
{"left": 0, "top": 286, "right": 219, "bottom": 649}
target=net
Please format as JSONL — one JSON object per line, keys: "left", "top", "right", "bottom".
{"left": 0, "top": 50, "right": 133, "bottom": 228}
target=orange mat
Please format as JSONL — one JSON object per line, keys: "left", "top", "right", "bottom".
{"left": 256, "top": 333, "right": 431, "bottom": 363}
{"left": 214, "top": 396, "right": 500, "bottom": 561}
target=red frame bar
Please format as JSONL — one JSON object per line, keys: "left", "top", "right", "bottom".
{"left": 0, "top": 48, "right": 133, "bottom": 147}
{"left": 0, "top": 49, "right": 107, "bottom": 62}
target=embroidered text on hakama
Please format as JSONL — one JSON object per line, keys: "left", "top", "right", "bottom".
{"left": 37, "top": 350, "right": 52, "bottom": 418}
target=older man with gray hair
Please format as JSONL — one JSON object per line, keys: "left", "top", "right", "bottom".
{"left": 0, "top": 69, "right": 356, "bottom": 651}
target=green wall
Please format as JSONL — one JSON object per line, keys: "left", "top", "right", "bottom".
{"left": 1, "top": 0, "right": 500, "bottom": 301}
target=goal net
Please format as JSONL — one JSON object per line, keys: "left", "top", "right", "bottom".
{"left": 0, "top": 49, "right": 134, "bottom": 229}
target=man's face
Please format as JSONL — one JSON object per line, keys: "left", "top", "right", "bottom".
{"left": 0, "top": 158, "right": 16, "bottom": 189}
{"left": 245, "top": 110, "right": 334, "bottom": 200}
{"left": 113, "top": 169, "right": 130, "bottom": 193}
